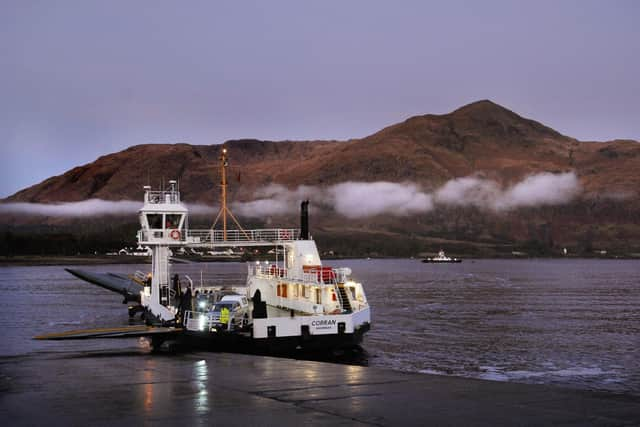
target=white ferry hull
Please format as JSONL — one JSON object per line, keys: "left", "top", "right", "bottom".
{"left": 177, "top": 320, "right": 370, "bottom": 355}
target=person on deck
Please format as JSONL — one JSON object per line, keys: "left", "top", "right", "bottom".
{"left": 220, "top": 306, "right": 230, "bottom": 330}
{"left": 179, "top": 286, "right": 192, "bottom": 325}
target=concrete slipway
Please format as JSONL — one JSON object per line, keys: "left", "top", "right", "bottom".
{"left": 1, "top": 351, "right": 638, "bottom": 426}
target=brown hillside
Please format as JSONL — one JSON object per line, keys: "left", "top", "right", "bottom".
{"left": 7, "top": 100, "right": 638, "bottom": 203}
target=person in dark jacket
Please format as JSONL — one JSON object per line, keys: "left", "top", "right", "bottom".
{"left": 180, "top": 287, "right": 192, "bottom": 325}
{"left": 252, "top": 289, "right": 267, "bottom": 319}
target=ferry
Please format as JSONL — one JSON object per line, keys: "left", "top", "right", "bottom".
{"left": 36, "top": 147, "right": 371, "bottom": 355}
{"left": 421, "top": 250, "right": 462, "bottom": 263}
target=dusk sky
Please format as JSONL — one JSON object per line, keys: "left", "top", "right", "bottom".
{"left": 1, "top": 1, "right": 638, "bottom": 198}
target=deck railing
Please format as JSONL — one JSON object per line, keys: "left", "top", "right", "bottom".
{"left": 249, "top": 265, "right": 350, "bottom": 286}
{"left": 187, "top": 228, "right": 300, "bottom": 245}
{"left": 138, "top": 228, "right": 300, "bottom": 246}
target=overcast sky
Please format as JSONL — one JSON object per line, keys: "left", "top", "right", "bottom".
{"left": 1, "top": 1, "right": 638, "bottom": 198}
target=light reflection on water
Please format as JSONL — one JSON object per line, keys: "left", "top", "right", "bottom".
{"left": 1, "top": 259, "right": 638, "bottom": 394}
{"left": 193, "top": 360, "right": 209, "bottom": 414}
{"left": 143, "top": 359, "right": 155, "bottom": 415}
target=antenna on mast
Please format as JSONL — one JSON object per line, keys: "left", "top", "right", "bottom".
{"left": 211, "top": 145, "right": 248, "bottom": 241}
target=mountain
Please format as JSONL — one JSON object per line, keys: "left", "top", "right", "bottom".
{"left": 7, "top": 100, "right": 638, "bottom": 202}
{"left": 3, "top": 100, "right": 640, "bottom": 257}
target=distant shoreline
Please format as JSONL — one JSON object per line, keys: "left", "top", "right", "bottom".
{"left": 0, "top": 255, "right": 151, "bottom": 266}
{"left": 1, "top": 253, "right": 639, "bottom": 267}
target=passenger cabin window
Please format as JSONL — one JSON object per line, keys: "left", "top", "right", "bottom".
{"left": 147, "top": 214, "right": 163, "bottom": 229}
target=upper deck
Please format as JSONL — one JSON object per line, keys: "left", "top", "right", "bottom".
{"left": 248, "top": 263, "right": 351, "bottom": 286}
{"left": 138, "top": 227, "right": 301, "bottom": 248}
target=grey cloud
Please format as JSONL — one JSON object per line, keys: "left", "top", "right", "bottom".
{"left": 0, "top": 172, "right": 584, "bottom": 219}
{"left": 0, "top": 200, "right": 217, "bottom": 217}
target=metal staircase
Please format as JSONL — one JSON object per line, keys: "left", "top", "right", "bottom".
{"left": 337, "top": 285, "right": 352, "bottom": 312}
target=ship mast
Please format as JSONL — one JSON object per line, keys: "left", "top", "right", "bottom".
{"left": 221, "top": 146, "right": 228, "bottom": 238}
{"left": 212, "top": 146, "right": 247, "bottom": 241}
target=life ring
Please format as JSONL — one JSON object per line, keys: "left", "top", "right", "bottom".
{"left": 170, "top": 229, "right": 181, "bottom": 240}
{"left": 279, "top": 230, "right": 291, "bottom": 240}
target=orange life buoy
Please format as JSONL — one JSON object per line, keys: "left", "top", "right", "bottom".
{"left": 279, "top": 230, "right": 291, "bottom": 240}
{"left": 170, "top": 229, "right": 181, "bottom": 240}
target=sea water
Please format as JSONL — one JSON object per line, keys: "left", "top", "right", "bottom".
{"left": 1, "top": 258, "right": 638, "bottom": 395}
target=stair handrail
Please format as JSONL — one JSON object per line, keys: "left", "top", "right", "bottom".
{"left": 334, "top": 283, "right": 346, "bottom": 312}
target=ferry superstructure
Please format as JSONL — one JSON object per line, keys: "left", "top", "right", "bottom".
{"left": 38, "top": 147, "right": 371, "bottom": 354}
{"left": 135, "top": 179, "right": 370, "bottom": 352}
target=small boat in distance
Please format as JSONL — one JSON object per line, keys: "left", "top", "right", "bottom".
{"left": 422, "top": 250, "right": 462, "bottom": 263}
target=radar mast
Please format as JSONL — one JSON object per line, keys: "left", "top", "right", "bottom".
{"left": 211, "top": 146, "right": 248, "bottom": 241}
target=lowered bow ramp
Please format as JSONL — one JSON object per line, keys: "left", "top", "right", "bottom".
{"left": 34, "top": 325, "right": 182, "bottom": 340}
{"left": 65, "top": 268, "right": 142, "bottom": 303}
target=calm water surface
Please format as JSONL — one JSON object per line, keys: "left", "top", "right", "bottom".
{"left": 1, "top": 259, "right": 638, "bottom": 395}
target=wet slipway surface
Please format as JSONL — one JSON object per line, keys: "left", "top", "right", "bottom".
{"left": 2, "top": 350, "right": 640, "bottom": 426}
{"left": 1, "top": 259, "right": 639, "bottom": 424}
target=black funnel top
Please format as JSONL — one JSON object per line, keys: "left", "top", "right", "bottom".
{"left": 300, "top": 200, "right": 309, "bottom": 240}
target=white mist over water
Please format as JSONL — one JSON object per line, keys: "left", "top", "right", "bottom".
{"left": 1, "top": 172, "right": 581, "bottom": 218}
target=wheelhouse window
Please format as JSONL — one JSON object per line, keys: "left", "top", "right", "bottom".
{"left": 165, "top": 214, "right": 182, "bottom": 229}
{"left": 147, "top": 214, "right": 163, "bottom": 229}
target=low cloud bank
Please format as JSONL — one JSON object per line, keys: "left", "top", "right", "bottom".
{"left": 185, "top": 203, "right": 218, "bottom": 215}
{"left": 232, "top": 185, "right": 315, "bottom": 217}
{"left": 1, "top": 172, "right": 581, "bottom": 219}
{"left": 0, "top": 199, "right": 217, "bottom": 217}
{"left": 434, "top": 172, "right": 581, "bottom": 211}
{"left": 329, "top": 182, "right": 433, "bottom": 218}
{"left": 0, "top": 199, "right": 141, "bottom": 217}
{"left": 232, "top": 183, "right": 434, "bottom": 219}
{"left": 234, "top": 172, "right": 581, "bottom": 218}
